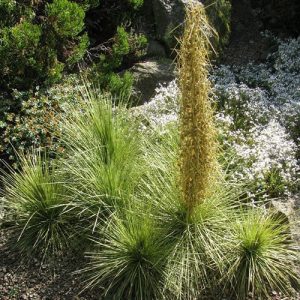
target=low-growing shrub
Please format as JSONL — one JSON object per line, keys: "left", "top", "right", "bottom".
{"left": 0, "top": 0, "right": 88, "bottom": 90}
{"left": 0, "top": 75, "right": 83, "bottom": 168}
{"left": 93, "top": 26, "right": 147, "bottom": 96}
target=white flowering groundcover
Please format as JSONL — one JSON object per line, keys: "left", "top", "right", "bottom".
{"left": 135, "top": 37, "right": 300, "bottom": 200}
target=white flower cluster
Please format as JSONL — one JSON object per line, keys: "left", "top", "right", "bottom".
{"left": 132, "top": 80, "right": 179, "bottom": 133}
{"left": 136, "top": 37, "right": 300, "bottom": 197}
{"left": 231, "top": 120, "right": 298, "bottom": 183}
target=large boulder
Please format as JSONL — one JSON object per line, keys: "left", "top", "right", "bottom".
{"left": 151, "top": 0, "right": 232, "bottom": 53}
{"left": 152, "top": 0, "right": 190, "bottom": 50}
{"left": 131, "top": 59, "right": 175, "bottom": 103}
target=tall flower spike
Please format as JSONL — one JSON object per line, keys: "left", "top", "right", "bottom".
{"left": 178, "top": 2, "right": 218, "bottom": 213}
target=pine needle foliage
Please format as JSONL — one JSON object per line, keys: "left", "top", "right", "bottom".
{"left": 1, "top": 151, "right": 73, "bottom": 259}
{"left": 178, "top": 2, "right": 218, "bottom": 212}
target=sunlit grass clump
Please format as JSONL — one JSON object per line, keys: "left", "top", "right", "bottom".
{"left": 224, "top": 210, "right": 299, "bottom": 299}
{"left": 62, "top": 88, "right": 143, "bottom": 231}
{"left": 1, "top": 151, "right": 73, "bottom": 259}
{"left": 82, "top": 213, "right": 166, "bottom": 299}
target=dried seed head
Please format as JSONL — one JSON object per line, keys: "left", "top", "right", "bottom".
{"left": 178, "top": 2, "right": 218, "bottom": 212}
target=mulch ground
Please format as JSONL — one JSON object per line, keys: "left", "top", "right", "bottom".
{"left": 0, "top": 228, "right": 100, "bottom": 300}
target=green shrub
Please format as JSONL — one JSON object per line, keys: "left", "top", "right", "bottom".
{"left": 0, "top": 75, "right": 83, "bottom": 168}
{"left": 113, "top": 26, "right": 131, "bottom": 59}
{"left": 106, "top": 71, "right": 134, "bottom": 99}
{"left": 102, "top": 26, "right": 147, "bottom": 70}
{"left": 128, "top": 0, "right": 143, "bottom": 10}
{"left": 94, "top": 26, "right": 147, "bottom": 96}
{"left": 0, "top": 21, "right": 43, "bottom": 88}
{"left": 0, "top": 0, "right": 88, "bottom": 90}
{"left": 0, "top": 0, "right": 17, "bottom": 27}
{"left": 46, "top": 0, "right": 85, "bottom": 37}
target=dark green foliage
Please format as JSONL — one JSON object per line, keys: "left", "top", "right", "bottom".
{"left": 128, "top": 0, "right": 143, "bottom": 10}
{"left": 106, "top": 71, "right": 134, "bottom": 99}
{"left": 46, "top": 0, "right": 85, "bottom": 37}
{"left": 205, "top": 0, "right": 232, "bottom": 51}
{"left": 99, "top": 26, "right": 147, "bottom": 71}
{"left": 0, "top": 0, "right": 17, "bottom": 27}
{"left": 0, "top": 0, "right": 147, "bottom": 91}
{"left": 94, "top": 26, "right": 147, "bottom": 96}
{"left": 0, "top": 0, "right": 88, "bottom": 90}
{"left": 0, "top": 21, "right": 43, "bottom": 89}
{"left": 0, "top": 0, "right": 147, "bottom": 167}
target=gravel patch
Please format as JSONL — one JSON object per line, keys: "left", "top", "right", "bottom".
{"left": 0, "top": 229, "right": 100, "bottom": 300}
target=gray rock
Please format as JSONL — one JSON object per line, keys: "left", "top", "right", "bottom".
{"left": 147, "top": 40, "right": 167, "bottom": 58}
{"left": 152, "top": 0, "right": 202, "bottom": 50}
{"left": 270, "top": 195, "right": 300, "bottom": 246}
{"left": 131, "top": 59, "right": 175, "bottom": 104}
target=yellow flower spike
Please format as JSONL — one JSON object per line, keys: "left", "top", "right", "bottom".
{"left": 178, "top": 2, "right": 219, "bottom": 214}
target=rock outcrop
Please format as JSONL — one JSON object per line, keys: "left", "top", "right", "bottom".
{"left": 131, "top": 59, "right": 175, "bottom": 103}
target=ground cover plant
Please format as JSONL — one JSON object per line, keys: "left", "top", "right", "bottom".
{"left": 135, "top": 34, "right": 300, "bottom": 201}
{"left": 0, "top": 2, "right": 299, "bottom": 300}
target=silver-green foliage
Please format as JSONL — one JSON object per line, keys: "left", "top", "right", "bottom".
{"left": 1, "top": 151, "right": 73, "bottom": 259}
{"left": 62, "top": 87, "right": 143, "bottom": 231}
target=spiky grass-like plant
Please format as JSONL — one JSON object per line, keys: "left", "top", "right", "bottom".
{"left": 81, "top": 212, "right": 166, "bottom": 300}
{"left": 63, "top": 87, "right": 143, "bottom": 230}
{"left": 1, "top": 151, "right": 73, "bottom": 259}
{"left": 139, "top": 131, "right": 235, "bottom": 299}
{"left": 178, "top": 2, "right": 218, "bottom": 212}
{"left": 142, "top": 3, "right": 230, "bottom": 298}
{"left": 224, "top": 210, "right": 299, "bottom": 299}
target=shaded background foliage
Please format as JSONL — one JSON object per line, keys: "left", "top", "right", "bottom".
{"left": 1, "top": 0, "right": 300, "bottom": 169}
